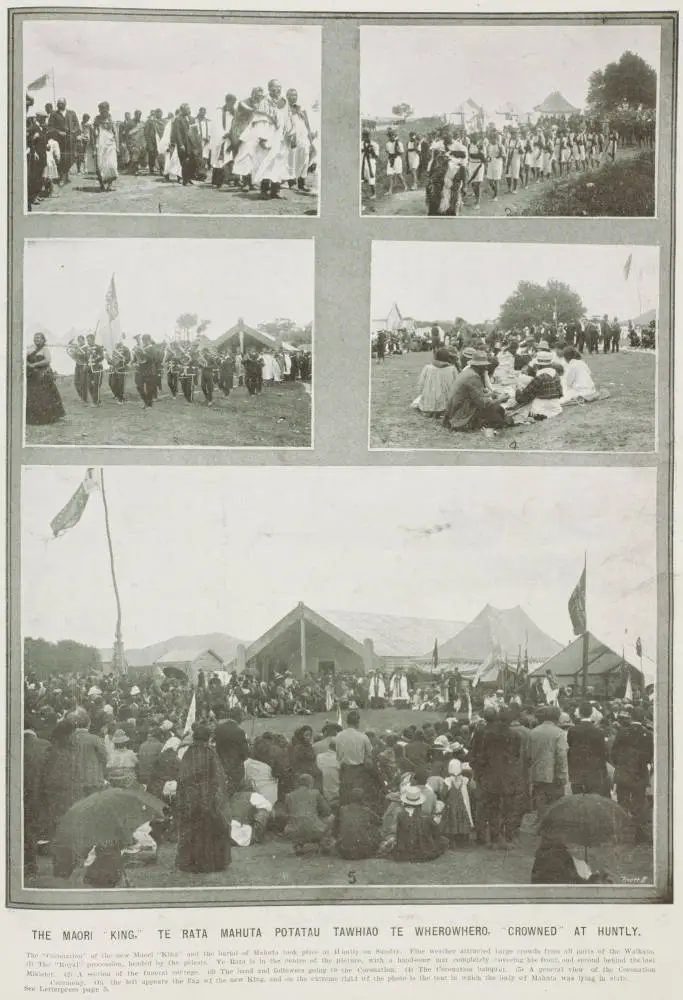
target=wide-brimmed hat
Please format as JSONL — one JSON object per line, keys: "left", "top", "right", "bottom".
{"left": 433, "top": 735, "right": 450, "bottom": 748}
{"left": 112, "top": 729, "right": 129, "bottom": 745}
{"left": 469, "top": 350, "right": 490, "bottom": 368}
{"left": 400, "top": 786, "right": 426, "bottom": 807}
{"left": 129, "top": 686, "right": 140, "bottom": 696}
{"left": 534, "top": 350, "right": 554, "bottom": 365}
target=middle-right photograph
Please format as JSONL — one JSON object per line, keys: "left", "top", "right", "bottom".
{"left": 369, "top": 241, "right": 658, "bottom": 453}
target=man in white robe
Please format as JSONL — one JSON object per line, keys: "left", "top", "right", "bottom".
{"left": 389, "top": 669, "right": 410, "bottom": 705}
{"left": 284, "top": 88, "right": 315, "bottom": 192}
{"left": 253, "top": 79, "right": 292, "bottom": 199}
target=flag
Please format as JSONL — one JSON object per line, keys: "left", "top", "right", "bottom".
{"left": 98, "top": 274, "right": 121, "bottom": 354}
{"left": 623, "top": 253, "right": 633, "bottom": 281}
{"left": 336, "top": 703, "right": 343, "bottom": 727}
{"left": 568, "top": 566, "right": 587, "bottom": 635}
{"left": 183, "top": 692, "right": 196, "bottom": 736}
{"left": 472, "top": 646, "right": 500, "bottom": 688}
{"left": 635, "top": 636, "right": 643, "bottom": 658}
{"left": 542, "top": 671, "right": 559, "bottom": 705}
{"left": 432, "top": 638, "right": 439, "bottom": 671}
{"left": 624, "top": 670, "right": 633, "bottom": 703}
{"left": 27, "top": 72, "right": 50, "bottom": 92}
{"left": 50, "top": 469, "right": 99, "bottom": 537}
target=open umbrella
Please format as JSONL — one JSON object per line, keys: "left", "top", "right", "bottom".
{"left": 53, "top": 787, "right": 166, "bottom": 860}
{"left": 539, "top": 794, "right": 634, "bottom": 856}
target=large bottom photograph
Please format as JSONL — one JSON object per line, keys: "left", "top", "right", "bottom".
{"left": 18, "top": 465, "right": 659, "bottom": 899}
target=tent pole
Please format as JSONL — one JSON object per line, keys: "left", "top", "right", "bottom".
{"left": 581, "top": 631, "right": 590, "bottom": 698}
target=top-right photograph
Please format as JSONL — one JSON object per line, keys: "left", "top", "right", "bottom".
{"left": 360, "top": 24, "right": 660, "bottom": 218}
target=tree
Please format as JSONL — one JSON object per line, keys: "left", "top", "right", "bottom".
{"left": 499, "top": 280, "right": 586, "bottom": 331}
{"left": 196, "top": 319, "right": 212, "bottom": 337}
{"left": 587, "top": 51, "right": 657, "bottom": 114}
{"left": 391, "top": 102, "right": 413, "bottom": 120}
{"left": 175, "top": 312, "right": 198, "bottom": 340}
{"left": 24, "top": 637, "right": 103, "bottom": 678}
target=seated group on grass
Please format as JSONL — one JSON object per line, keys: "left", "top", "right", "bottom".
{"left": 412, "top": 336, "right": 600, "bottom": 433}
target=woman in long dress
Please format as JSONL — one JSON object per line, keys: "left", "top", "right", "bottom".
{"left": 93, "top": 102, "right": 119, "bottom": 192}
{"left": 175, "top": 724, "right": 231, "bottom": 874}
{"left": 26, "top": 333, "right": 65, "bottom": 426}
{"left": 560, "top": 346, "right": 598, "bottom": 403}
{"left": 411, "top": 349, "right": 458, "bottom": 417}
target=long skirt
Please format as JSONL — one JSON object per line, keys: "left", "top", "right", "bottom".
{"left": 95, "top": 131, "right": 118, "bottom": 184}
{"left": 26, "top": 373, "right": 65, "bottom": 425}
{"left": 176, "top": 810, "right": 231, "bottom": 873}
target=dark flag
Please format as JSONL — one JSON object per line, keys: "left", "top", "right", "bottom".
{"left": 432, "top": 638, "right": 439, "bottom": 671}
{"left": 568, "top": 566, "right": 587, "bottom": 635}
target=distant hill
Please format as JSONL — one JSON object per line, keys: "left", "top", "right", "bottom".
{"left": 439, "top": 604, "right": 562, "bottom": 662}
{"left": 100, "top": 632, "right": 248, "bottom": 668}
{"left": 630, "top": 308, "right": 656, "bottom": 326}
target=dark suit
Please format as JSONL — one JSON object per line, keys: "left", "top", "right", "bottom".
{"left": 214, "top": 720, "right": 249, "bottom": 794}
{"left": 24, "top": 732, "right": 50, "bottom": 873}
{"left": 171, "top": 114, "right": 197, "bottom": 185}
{"left": 477, "top": 723, "right": 523, "bottom": 843}
{"left": 567, "top": 720, "right": 608, "bottom": 795}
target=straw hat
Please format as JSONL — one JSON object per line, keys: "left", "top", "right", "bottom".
{"left": 469, "top": 350, "right": 490, "bottom": 368}
{"left": 400, "top": 786, "right": 426, "bottom": 807}
{"left": 112, "top": 729, "right": 129, "bottom": 745}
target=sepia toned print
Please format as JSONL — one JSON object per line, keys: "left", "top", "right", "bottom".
{"left": 21, "top": 466, "right": 656, "bottom": 897}
{"left": 24, "top": 20, "right": 321, "bottom": 217}
{"left": 360, "top": 25, "right": 659, "bottom": 218}
{"left": 23, "top": 239, "right": 314, "bottom": 449}
{"left": 369, "top": 242, "right": 658, "bottom": 452}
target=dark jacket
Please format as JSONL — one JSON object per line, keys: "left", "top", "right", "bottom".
{"left": 443, "top": 368, "right": 492, "bottom": 430}
{"left": 477, "top": 723, "right": 523, "bottom": 792}
{"left": 567, "top": 721, "right": 607, "bottom": 785}
{"left": 611, "top": 724, "right": 653, "bottom": 786}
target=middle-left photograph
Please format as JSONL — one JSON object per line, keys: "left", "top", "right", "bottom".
{"left": 23, "top": 238, "right": 314, "bottom": 449}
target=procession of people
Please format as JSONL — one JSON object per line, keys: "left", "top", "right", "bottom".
{"left": 25, "top": 332, "right": 312, "bottom": 423}
{"left": 24, "top": 662, "right": 653, "bottom": 884}
{"left": 26, "top": 79, "right": 319, "bottom": 208}
{"left": 361, "top": 114, "right": 654, "bottom": 214}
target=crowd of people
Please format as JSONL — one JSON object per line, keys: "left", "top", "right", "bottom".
{"left": 362, "top": 113, "right": 655, "bottom": 214}
{"left": 24, "top": 330, "right": 312, "bottom": 425}
{"left": 373, "top": 316, "right": 646, "bottom": 434}
{"left": 23, "top": 664, "right": 653, "bottom": 885}
{"left": 24, "top": 671, "right": 654, "bottom": 885}
{"left": 25, "top": 80, "right": 318, "bottom": 208}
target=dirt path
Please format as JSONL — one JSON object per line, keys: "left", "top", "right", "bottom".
{"left": 364, "top": 147, "right": 644, "bottom": 218}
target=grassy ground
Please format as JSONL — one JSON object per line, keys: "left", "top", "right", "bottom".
{"left": 26, "top": 376, "right": 312, "bottom": 448}
{"left": 31, "top": 169, "right": 319, "bottom": 217}
{"left": 370, "top": 350, "right": 655, "bottom": 452}
{"left": 522, "top": 151, "right": 655, "bottom": 217}
{"left": 362, "top": 147, "right": 653, "bottom": 218}
{"left": 25, "top": 709, "right": 652, "bottom": 890}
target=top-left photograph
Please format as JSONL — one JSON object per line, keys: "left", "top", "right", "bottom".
{"left": 23, "top": 19, "right": 321, "bottom": 216}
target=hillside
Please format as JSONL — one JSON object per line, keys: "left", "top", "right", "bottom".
{"left": 100, "top": 632, "right": 249, "bottom": 668}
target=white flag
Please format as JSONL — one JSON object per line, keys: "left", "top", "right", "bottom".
{"left": 98, "top": 274, "right": 121, "bottom": 354}
{"left": 183, "top": 692, "right": 196, "bottom": 735}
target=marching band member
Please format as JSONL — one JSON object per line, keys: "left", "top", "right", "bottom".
{"left": 66, "top": 334, "right": 89, "bottom": 404}
{"left": 164, "top": 343, "right": 181, "bottom": 399}
{"left": 107, "top": 340, "right": 131, "bottom": 404}
{"left": 178, "top": 344, "right": 197, "bottom": 403}
{"left": 196, "top": 344, "right": 217, "bottom": 406}
{"left": 132, "top": 334, "right": 157, "bottom": 409}
{"left": 84, "top": 333, "right": 105, "bottom": 406}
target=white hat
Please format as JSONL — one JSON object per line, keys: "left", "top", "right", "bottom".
{"left": 400, "top": 786, "right": 426, "bottom": 807}
{"left": 88, "top": 686, "right": 102, "bottom": 697}
{"left": 130, "top": 685, "right": 140, "bottom": 696}
{"left": 160, "top": 720, "right": 174, "bottom": 732}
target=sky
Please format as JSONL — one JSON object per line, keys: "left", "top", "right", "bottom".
{"left": 24, "top": 21, "right": 321, "bottom": 119}
{"left": 371, "top": 243, "right": 659, "bottom": 325}
{"left": 22, "top": 466, "right": 657, "bottom": 671}
{"left": 361, "top": 25, "right": 660, "bottom": 118}
{"left": 24, "top": 239, "right": 314, "bottom": 349}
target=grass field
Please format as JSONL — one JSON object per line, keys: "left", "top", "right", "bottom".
{"left": 370, "top": 350, "right": 656, "bottom": 452}
{"left": 31, "top": 170, "right": 319, "bottom": 217}
{"left": 362, "top": 146, "right": 653, "bottom": 218}
{"left": 26, "top": 375, "right": 312, "bottom": 448}
{"left": 522, "top": 151, "right": 655, "bottom": 218}
{"left": 25, "top": 709, "right": 652, "bottom": 890}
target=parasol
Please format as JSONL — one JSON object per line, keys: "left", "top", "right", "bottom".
{"left": 53, "top": 787, "right": 166, "bottom": 860}
{"left": 539, "top": 794, "right": 634, "bottom": 855}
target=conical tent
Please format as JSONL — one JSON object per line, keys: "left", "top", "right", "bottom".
{"left": 438, "top": 604, "right": 562, "bottom": 662}
{"left": 528, "top": 632, "right": 644, "bottom": 694}
{"left": 534, "top": 91, "right": 581, "bottom": 115}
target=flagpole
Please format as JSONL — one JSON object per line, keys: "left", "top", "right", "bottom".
{"left": 51, "top": 67, "right": 56, "bottom": 106}
{"left": 100, "top": 469, "right": 125, "bottom": 675}
{"left": 581, "top": 551, "right": 589, "bottom": 698}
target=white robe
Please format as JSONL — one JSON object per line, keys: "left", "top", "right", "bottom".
{"left": 368, "top": 674, "right": 386, "bottom": 699}
{"left": 211, "top": 108, "right": 234, "bottom": 168}
{"left": 158, "top": 119, "right": 181, "bottom": 181}
{"left": 252, "top": 100, "right": 292, "bottom": 185}
{"left": 286, "top": 106, "right": 311, "bottom": 180}
{"left": 389, "top": 673, "right": 409, "bottom": 701}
